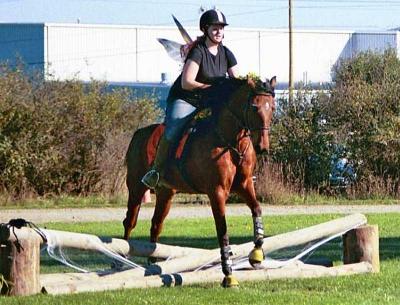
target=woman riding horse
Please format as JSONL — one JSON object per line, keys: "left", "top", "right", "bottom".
{"left": 141, "top": 9, "right": 239, "bottom": 189}
{"left": 124, "top": 76, "right": 276, "bottom": 287}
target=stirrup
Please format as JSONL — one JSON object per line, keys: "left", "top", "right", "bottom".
{"left": 141, "top": 170, "right": 160, "bottom": 189}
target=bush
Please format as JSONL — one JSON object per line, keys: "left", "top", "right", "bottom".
{"left": 0, "top": 64, "right": 162, "bottom": 198}
{"left": 268, "top": 88, "right": 333, "bottom": 192}
{"left": 254, "top": 49, "right": 400, "bottom": 200}
{"left": 329, "top": 49, "right": 400, "bottom": 196}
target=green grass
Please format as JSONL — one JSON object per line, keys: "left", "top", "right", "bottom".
{"left": 2, "top": 214, "right": 400, "bottom": 304}
{"left": 0, "top": 193, "right": 212, "bottom": 209}
{"left": 1, "top": 193, "right": 400, "bottom": 209}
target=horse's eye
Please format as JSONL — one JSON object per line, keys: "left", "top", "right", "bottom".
{"left": 251, "top": 105, "right": 258, "bottom": 112}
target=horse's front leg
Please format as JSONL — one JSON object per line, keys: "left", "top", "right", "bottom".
{"left": 235, "top": 179, "right": 265, "bottom": 267}
{"left": 209, "top": 188, "right": 239, "bottom": 288}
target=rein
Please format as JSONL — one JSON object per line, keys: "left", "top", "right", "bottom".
{"left": 215, "top": 127, "right": 251, "bottom": 162}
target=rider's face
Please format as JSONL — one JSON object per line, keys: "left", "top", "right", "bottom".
{"left": 207, "top": 25, "right": 224, "bottom": 43}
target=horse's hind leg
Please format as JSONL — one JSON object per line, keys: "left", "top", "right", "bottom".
{"left": 123, "top": 180, "right": 148, "bottom": 240}
{"left": 150, "top": 187, "right": 175, "bottom": 243}
{"left": 235, "top": 181, "right": 265, "bottom": 267}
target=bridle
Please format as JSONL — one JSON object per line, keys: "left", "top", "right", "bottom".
{"left": 215, "top": 88, "right": 274, "bottom": 162}
{"left": 244, "top": 92, "right": 274, "bottom": 133}
{"left": 223, "top": 89, "right": 274, "bottom": 134}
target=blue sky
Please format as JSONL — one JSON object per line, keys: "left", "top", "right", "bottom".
{"left": 0, "top": 0, "right": 399, "bottom": 31}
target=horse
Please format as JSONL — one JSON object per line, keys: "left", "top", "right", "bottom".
{"left": 123, "top": 76, "right": 276, "bottom": 287}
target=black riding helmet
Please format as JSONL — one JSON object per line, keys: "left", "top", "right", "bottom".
{"left": 199, "top": 9, "right": 228, "bottom": 32}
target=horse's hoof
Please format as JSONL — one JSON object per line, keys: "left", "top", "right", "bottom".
{"left": 221, "top": 275, "right": 239, "bottom": 288}
{"left": 249, "top": 247, "right": 264, "bottom": 269}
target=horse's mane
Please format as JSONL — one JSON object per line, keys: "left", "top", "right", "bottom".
{"left": 200, "top": 77, "right": 246, "bottom": 109}
{"left": 202, "top": 76, "right": 270, "bottom": 110}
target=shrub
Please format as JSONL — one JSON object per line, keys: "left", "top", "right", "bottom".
{"left": 0, "top": 64, "right": 162, "bottom": 198}
{"left": 329, "top": 49, "right": 400, "bottom": 195}
{"left": 255, "top": 49, "right": 400, "bottom": 200}
{"left": 268, "top": 88, "right": 333, "bottom": 192}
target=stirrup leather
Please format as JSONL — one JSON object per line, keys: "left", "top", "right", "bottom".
{"left": 141, "top": 169, "right": 160, "bottom": 189}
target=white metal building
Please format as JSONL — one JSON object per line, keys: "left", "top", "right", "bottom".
{"left": 0, "top": 22, "right": 399, "bottom": 85}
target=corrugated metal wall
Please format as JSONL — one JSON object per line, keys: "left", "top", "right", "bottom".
{"left": 0, "top": 23, "right": 398, "bottom": 84}
{"left": 46, "top": 24, "right": 138, "bottom": 82}
{"left": 0, "top": 23, "right": 44, "bottom": 74}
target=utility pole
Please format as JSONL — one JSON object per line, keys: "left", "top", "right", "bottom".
{"left": 289, "top": 0, "right": 294, "bottom": 104}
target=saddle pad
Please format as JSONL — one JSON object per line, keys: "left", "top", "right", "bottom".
{"left": 146, "top": 124, "right": 190, "bottom": 162}
{"left": 146, "top": 124, "right": 165, "bottom": 162}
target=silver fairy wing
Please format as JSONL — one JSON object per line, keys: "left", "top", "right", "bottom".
{"left": 157, "top": 38, "right": 184, "bottom": 63}
{"left": 157, "top": 15, "right": 193, "bottom": 63}
{"left": 172, "top": 14, "right": 193, "bottom": 44}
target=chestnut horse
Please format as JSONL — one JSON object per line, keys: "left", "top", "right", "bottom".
{"left": 123, "top": 77, "right": 276, "bottom": 287}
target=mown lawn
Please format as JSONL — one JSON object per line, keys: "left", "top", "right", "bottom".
{"left": 2, "top": 193, "right": 400, "bottom": 209}
{"left": 1, "top": 214, "right": 400, "bottom": 305}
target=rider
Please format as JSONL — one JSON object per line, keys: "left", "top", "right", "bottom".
{"left": 141, "top": 9, "right": 239, "bottom": 189}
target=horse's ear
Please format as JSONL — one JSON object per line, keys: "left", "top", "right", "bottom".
{"left": 270, "top": 76, "right": 277, "bottom": 89}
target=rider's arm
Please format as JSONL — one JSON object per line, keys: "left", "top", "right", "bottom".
{"left": 225, "top": 46, "right": 238, "bottom": 78}
{"left": 181, "top": 59, "right": 211, "bottom": 91}
{"left": 228, "top": 65, "right": 239, "bottom": 78}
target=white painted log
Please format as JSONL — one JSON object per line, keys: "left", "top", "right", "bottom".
{"left": 39, "top": 260, "right": 325, "bottom": 287}
{"left": 232, "top": 213, "right": 367, "bottom": 257}
{"left": 0, "top": 226, "right": 208, "bottom": 259}
{"left": 103, "top": 213, "right": 367, "bottom": 275}
{"left": 40, "top": 272, "right": 103, "bottom": 287}
{"left": 1, "top": 213, "right": 366, "bottom": 261}
{"left": 41, "top": 213, "right": 367, "bottom": 266}
{"left": 41, "top": 262, "right": 373, "bottom": 295}
{"left": 3, "top": 214, "right": 368, "bottom": 283}
{"left": 43, "top": 228, "right": 209, "bottom": 259}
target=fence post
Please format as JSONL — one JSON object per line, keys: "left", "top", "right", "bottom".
{"left": 0, "top": 226, "right": 41, "bottom": 296}
{"left": 343, "top": 224, "right": 380, "bottom": 273}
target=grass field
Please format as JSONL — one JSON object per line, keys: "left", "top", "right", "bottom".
{"left": 2, "top": 193, "right": 400, "bottom": 209}
{"left": 1, "top": 214, "right": 400, "bottom": 304}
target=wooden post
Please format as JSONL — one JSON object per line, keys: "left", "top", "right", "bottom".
{"left": 0, "top": 226, "right": 41, "bottom": 296}
{"left": 343, "top": 224, "right": 380, "bottom": 273}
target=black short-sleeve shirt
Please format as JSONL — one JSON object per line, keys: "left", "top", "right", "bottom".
{"left": 167, "top": 40, "right": 237, "bottom": 106}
